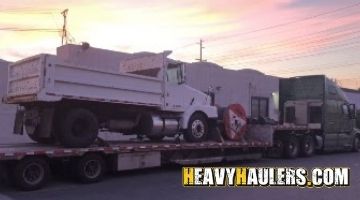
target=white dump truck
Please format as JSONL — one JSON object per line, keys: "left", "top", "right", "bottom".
{"left": 4, "top": 46, "right": 218, "bottom": 147}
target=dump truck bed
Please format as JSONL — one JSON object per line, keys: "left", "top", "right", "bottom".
{"left": 6, "top": 54, "right": 163, "bottom": 107}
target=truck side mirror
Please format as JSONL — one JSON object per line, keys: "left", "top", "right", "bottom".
{"left": 349, "top": 104, "right": 356, "bottom": 119}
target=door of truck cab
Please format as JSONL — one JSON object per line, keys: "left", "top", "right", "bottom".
{"left": 164, "top": 63, "right": 186, "bottom": 112}
{"left": 323, "top": 79, "right": 354, "bottom": 150}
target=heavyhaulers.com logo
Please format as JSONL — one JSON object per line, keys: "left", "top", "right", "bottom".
{"left": 182, "top": 167, "right": 349, "bottom": 187}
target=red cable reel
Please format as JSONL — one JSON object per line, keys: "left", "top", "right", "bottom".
{"left": 223, "top": 104, "right": 247, "bottom": 141}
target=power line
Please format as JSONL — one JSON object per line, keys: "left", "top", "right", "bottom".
{"left": 206, "top": 1, "right": 360, "bottom": 43}
{"left": 221, "top": 42, "right": 360, "bottom": 67}
{"left": 0, "top": 27, "right": 60, "bottom": 32}
{"left": 172, "top": 42, "right": 197, "bottom": 51}
{"left": 212, "top": 27, "right": 360, "bottom": 62}
{"left": 266, "top": 62, "right": 360, "bottom": 76}
{"left": 207, "top": 7, "right": 360, "bottom": 48}
{"left": 210, "top": 21, "right": 360, "bottom": 59}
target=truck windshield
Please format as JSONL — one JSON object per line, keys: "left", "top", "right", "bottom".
{"left": 167, "top": 63, "right": 182, "bottom": 84}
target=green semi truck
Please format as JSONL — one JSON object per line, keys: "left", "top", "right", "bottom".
{"left": 274, "top": 75, "right": 359, "bottom": 158}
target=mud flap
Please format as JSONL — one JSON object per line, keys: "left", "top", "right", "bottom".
{"left": 13, "top": 109, "right": 24, "bottom": 135}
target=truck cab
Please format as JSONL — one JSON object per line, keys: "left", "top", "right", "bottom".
{"left": 279, "top": 75, "right": 359, "bottom": 152}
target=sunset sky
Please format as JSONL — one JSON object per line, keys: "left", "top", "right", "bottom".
{"left": 1, "top": 0, "right": 360, "bottom": 89}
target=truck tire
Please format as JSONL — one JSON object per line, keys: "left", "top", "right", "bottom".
{"left": 59, "top": 109, "right": 99, "bottom": 148}
{"left": 184, "top": 113, "right": 208, "bottom": 142}
{"left": 12, "top": 157, "right": 50, "bottom": 191}
{"left": 75, "top": 154, "right": 106, "bottom": 183}
{"left": 300, "top": 135, "right": 315, "bottom": 157}
{"left": 284, "top": 136, "right": 299, "bottom": 159}
{"left": 352, "top": 136, "right": 360, "bottom": 152}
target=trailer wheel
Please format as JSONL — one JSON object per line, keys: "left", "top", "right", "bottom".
{"left": 76, "top": 154, "right": 106, "bottom": 183}
{"left": 13, "top": 157, "right": 50, "bottom": 191}
{"left": 284, "top": 136, "right": 299, "bottom": 159}
{"left": 300, "top": 135, "right": 315, "bottom": 157}
{"left": 184, "top": 113, "right": 208, "bottom": 142}
{"left": 59, "top": 109, "right": 99, "bottom": 148}
{"left": 352, "top": 136, "right": 360, "bottom": 152}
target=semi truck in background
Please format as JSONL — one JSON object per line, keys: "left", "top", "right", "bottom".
{"left": 273, "top": 75, "right": 359, "bottom": 158}
{"left": 0, "top": 45, "right": 359, "bottom": 191}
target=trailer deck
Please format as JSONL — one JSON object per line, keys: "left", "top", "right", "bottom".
{"left": 0, "top": 139, "right": 271, "bottom": 161}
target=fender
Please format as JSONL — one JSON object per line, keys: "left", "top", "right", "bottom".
{"left": 179, "top": 105, "right": 218, "bottom": 129}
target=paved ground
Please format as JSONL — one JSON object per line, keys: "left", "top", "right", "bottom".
{"left": 0, "top": 151, "right": 359, "bottom": 200}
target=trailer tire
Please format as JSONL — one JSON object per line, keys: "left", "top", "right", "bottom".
{"left": 59, "top": 109, "right": 99, "bottom": 148}
{"left": 300, "top": 135, "right": 315, "bottom": 157}
{"left": 184, "top": 113, "right": 208, "bottom": 142}
{"left": 76, "top": 154, "right": 106, "bottom": 183}
{"left": 352, "top": 136, "right": 360, "bottom": 152}
{"left": 284, "top": 136, "right": 299, "bottom": 159}
{"left": 12, "top": 157, "right": 50, "bottom": 191}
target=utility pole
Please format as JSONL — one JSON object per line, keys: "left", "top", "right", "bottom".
{"left": 61, "top": 9, "right": 69, "bottom": 45}
{"left": 196, "top": 39, "right": 206, "bottom": 62}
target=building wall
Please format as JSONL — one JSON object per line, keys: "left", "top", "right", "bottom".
{"left": 344, "top": 91, "right": 360, "bottom": 109}
{"left": 185, "top": 62, "right": 280, "bottom": 120}
{"left": 185, "top": 62, "right": 360, "bottom": 121}
{"left": 57, "top": 44, "right": 156, "bottom": 74}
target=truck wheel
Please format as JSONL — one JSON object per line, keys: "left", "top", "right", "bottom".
{"left": 12, "top": 157, "right": 50, "bottom": 191}
{"left": 59, "top": 109, "right": 99, "bottom": 148}
{"left": 284, "top": 136, "right": 299, "bottom": 159}
{"left": 184, "top": 113, "right": 208, "bottom": 142}
{"left": 352, "top": 136, "right": 360, "bottom": 152}
{"left": 76, "top": 154, "right": 106, "bottom": 183}
{"left": 300, "top": 135, "right": 315, "bottom": 157}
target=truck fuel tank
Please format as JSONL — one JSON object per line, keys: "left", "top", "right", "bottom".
{"left": 140, "top": 114, "right": 179, "bottom": 137}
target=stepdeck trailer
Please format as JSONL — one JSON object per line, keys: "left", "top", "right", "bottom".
{"left": 2, "top": 45, "right": 359, "bottom": 191}
{"left": 0, "top": 135, "right": 271, "bottom": 191}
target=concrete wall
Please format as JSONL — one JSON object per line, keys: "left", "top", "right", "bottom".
{"left": 185, "top": 62, "right": 280, "bottom": 120}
